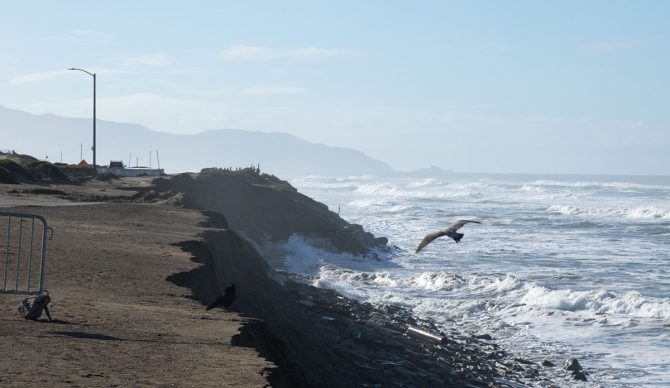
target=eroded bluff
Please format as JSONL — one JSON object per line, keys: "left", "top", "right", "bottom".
{"left": 154, "top": 171, "right": 388, "bottom": 255}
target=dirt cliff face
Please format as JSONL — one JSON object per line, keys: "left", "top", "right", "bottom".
{"left": 155, "top": 171, "right": 387, "bottom": 256}
{"left": 155, "top": 172, "right": 508, "bottom": 387}
{"left": 168, "top": 223, "right": 501, "bottom": 387}
{"left": 0, "top": 153, "right": 70, "bottom": 184}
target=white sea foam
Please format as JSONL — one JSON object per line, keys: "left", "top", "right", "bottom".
{"left": 318, "top": 266, "right": 398, "bottom": 287}
{"left": 627, "top": 206, "right": 670, "bottom": 219}
{"left": 354, "top": 182, "right": 401, "bottom": 196}
{"left": 261, "top": 234, "right": 366, "bottom": 276}
{"left": 288, "top": 174, "right": 670, "bottom": 384}
{"left": 407, "top": 178, "right": 444, "bottom": 188}
{"left": 383, "top": 204, "right": 417, "bottom": 213}
{"left": 351, "top": 180, "right": 499, "bottom": 200}
{"left": 348, "top": 198, "right": 384, "bottom": 208}
{"left": 520, "top": 184, "right": 546, "bottom": 193}
{"left": 413, "top": 271, "right": 466, "bottom": 291}
{"left": 520, "top": 285, "right": 670, "bottom": 319}
{"left": 529, "top": 179, "right": 670, "bottom": 191}
{"left": 346, "top": 199, "right": 416, "bottom": 213}
{"left": 290, "top": 175, "right": 376, "bottom": 191}
{"left": 547, "top": 204, "right": 669, "bottom": 219}
{"left": 482, "top": 274, "right": 521, "bottom": 293}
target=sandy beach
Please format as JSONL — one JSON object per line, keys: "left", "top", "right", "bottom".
{"left": 0, "top": 181, "right": 274, "bottom": 387}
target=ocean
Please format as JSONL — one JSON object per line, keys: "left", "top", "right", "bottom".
{"left": 277, "top": 173, "right": 670, "bottom": 386}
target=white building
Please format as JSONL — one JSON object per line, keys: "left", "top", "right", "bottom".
{"left": 97, "top": 161, "right": 164, "bottom": 177}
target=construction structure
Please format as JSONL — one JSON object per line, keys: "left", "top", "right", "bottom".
{"left": 97, "top": 161, "right": 164, "bottom": 177}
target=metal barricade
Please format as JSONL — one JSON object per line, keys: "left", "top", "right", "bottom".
{"left": 0, "top": 211, "right": 52, "bottom": 295}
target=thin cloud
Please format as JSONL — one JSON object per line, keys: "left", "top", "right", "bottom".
{"left": 10, "top": 68, "right": 133, "bottom": 85}
{"left": 9, "top": 69, "right": 71, "bottom": 85}
{"left": 220, "top": 44, "right": 357, "bottom": 62}
{"left": 242, "top": 85, "right": 310, "bottom": 96}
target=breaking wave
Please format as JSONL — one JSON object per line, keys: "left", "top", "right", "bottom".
{"left": 520, "top": 284, "right": 670, "bottom": 319}
{"left": 547, "top": 205, "right": 670, "bottom": 219}
{"left": 413, "top": 271, "right": 466, "bottom": 291}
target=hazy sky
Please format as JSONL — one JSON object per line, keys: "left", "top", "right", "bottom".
{"left": 1, "top": 1, "right": 668, "bottom": 174}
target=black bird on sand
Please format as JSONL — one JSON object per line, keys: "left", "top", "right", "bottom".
{"left": 206, "top": 284, "right": 236, "bottom": 310}
{"left": 415, "top": 220, "right": 481, "bottom": 253}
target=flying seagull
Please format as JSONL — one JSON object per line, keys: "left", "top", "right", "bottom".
{"left": 415, "top": 220, "right": 481, "bottom": 253}
{"left": 206, "top": 284, "right": 236, "bottom": 310}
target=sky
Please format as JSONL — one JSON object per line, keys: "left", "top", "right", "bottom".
{"left": 1, "top": 1, "right": 669, "bottom": 174}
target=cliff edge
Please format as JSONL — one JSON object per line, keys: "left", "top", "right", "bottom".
{"left": 154, "top": 171, "right": 507, "bottom": 387}
{"left": 154, "top": 170, "right": 388, "bottom": 256}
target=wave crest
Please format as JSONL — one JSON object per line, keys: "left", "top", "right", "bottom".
{"left": 546, "top": 204, "right": 669, "bottom": 219}
{"left": 521, "top": 285, "right": 670, "bottom": 319}
{"left": 414, "top": 272, "right": 466, "bottom": 291}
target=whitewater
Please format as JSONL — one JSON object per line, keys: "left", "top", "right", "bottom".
{"left": 274, "top": 174, "right": 670, "bottom": 386}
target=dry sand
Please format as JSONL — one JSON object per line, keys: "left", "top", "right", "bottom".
{"left": 0, "top": 181, "right": 274, "bottom": 387}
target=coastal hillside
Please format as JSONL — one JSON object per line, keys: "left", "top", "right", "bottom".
{"left": 149, "top": 171, "right": 505, "bottom": 386}
{"left": 0, "top": 105, "right": 394, "bottom": 176}
{"left": 0, "top": 151, "right": 69, "bottom": 184}
{"left": 153, "top": 169, "right": 388, "bottom": 255}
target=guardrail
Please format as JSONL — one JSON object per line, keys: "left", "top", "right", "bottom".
{"left": 0, "top": 211, "right": 51, "bottom": 295}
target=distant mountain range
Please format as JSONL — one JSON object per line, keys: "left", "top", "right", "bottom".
{"left": 0, "top": 105, "right": 397, "bottom": 176}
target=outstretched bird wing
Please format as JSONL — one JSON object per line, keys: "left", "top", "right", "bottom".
{"left": 415, "top": 220, "right": 481, "bottom": 253}
{"left": 449, "top": 219, "right": 481, "bottom": 231}
{"left": 415, "top": 229, "right": 450, "bottom": 253}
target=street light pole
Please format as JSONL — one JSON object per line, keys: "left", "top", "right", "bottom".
{"left": 68, "top": 68, "right": 96, "bottom": 170}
